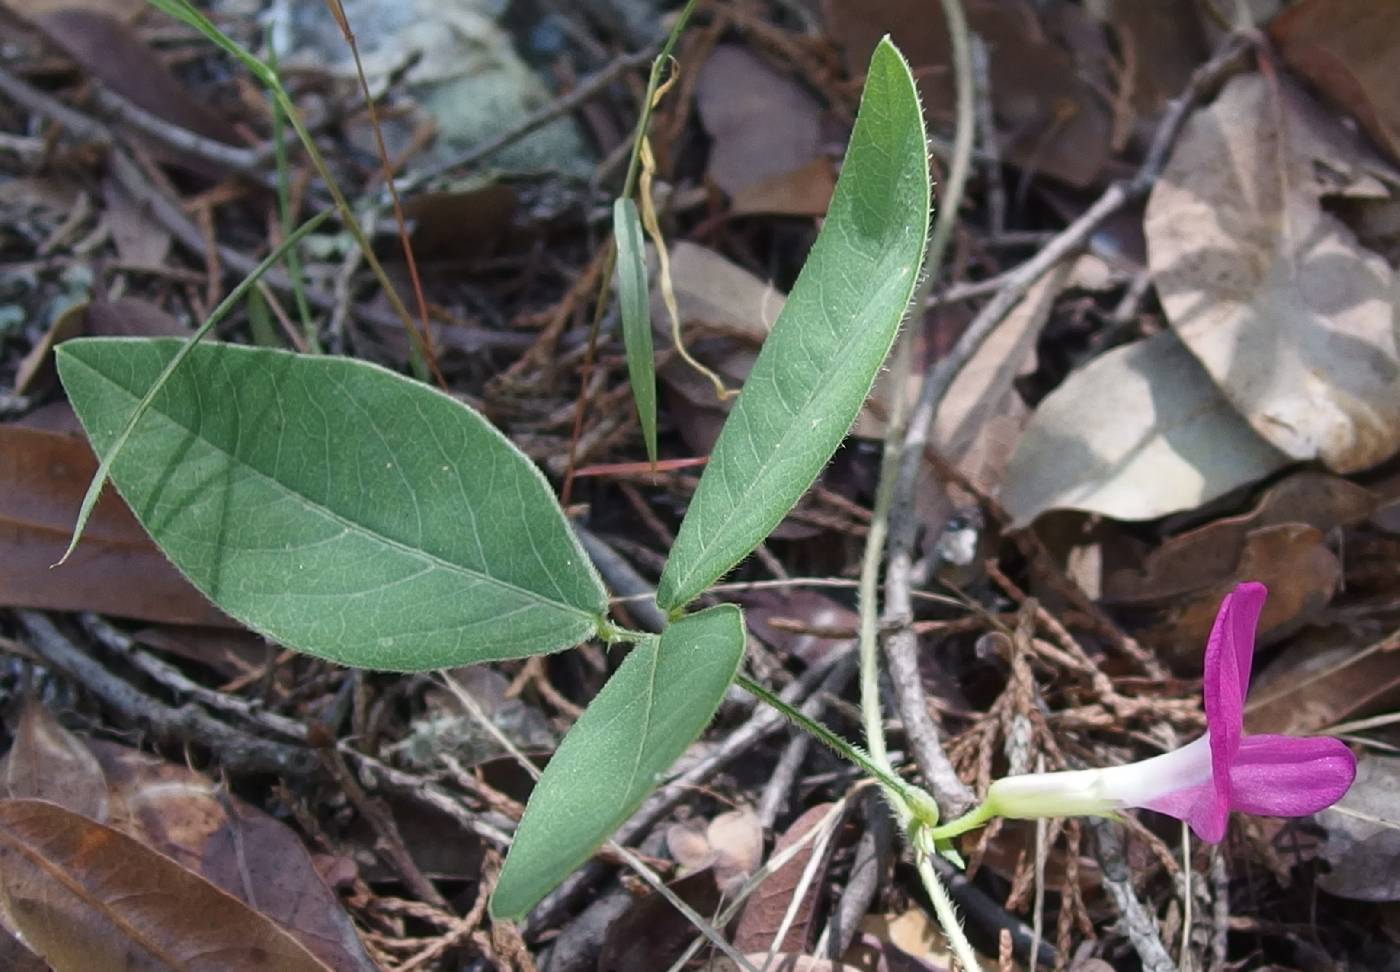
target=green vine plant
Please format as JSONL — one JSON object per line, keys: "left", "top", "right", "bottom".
{"left": 55, "top": 12, "right": 982, "bottom": 964}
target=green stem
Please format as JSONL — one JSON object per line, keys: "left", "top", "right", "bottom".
{"left": 265, "top": 36, "right": 318, "bottom": 350}
{"left": 734, "top": 674, "right": 935, "bottom": 824}
{"left": 917, "top": 855, "right": 984, "bottom": 971}
{"left": 926, "top": 800, "right": 997, "bottom": 841}
{"left": 857, "top": 334, "right": 911, "bottom": 773}
{"left": 619, "top": 0, "right": 698, "bottom": 202}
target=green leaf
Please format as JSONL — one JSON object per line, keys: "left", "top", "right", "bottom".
{"left": 491, "top": 604, "right": 746, "bottom": 919}
{"left": 655, "top": 38, "right": 930, "bottom": 612}
{"left": 613, "top": 197, "right": 657, "bottom": 464}
{"left": 56, "top": 210, "right": 331, "bottom": 566}
{"left": 56, "top": 339, "right": 606, "bottom": 671}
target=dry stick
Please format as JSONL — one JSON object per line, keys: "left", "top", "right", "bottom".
{"left": 1209, "top": 846, "right": 1229, "bottom": 972}
{"left": 318, "top": 743, "right": 453, "bottom": 912}
{"left": 347, "top": 749, "right": 515, "bottom": 850}
{"left": 823, "top": 787, "right": 895, "bottom": 958}
{"left": 879, "top": 37, "right": 1252, "bottom": 791}
{"left": 15, "top": 610, "right": 317, "bottom": 777}
{"left": 77, "top": 614, "right": 307, "bottom": 743}
{"left": 91, "top": 88, "right": 273, "bottom": 181}
{"left": 969, "top": 36, "right": 1005, "bottom": 237}
{"left": 1089, "top": 819, "right": 1174, "bottom": 972}
{"left": 394, "top": 45, "right": 659, "bottom": 194}
{"left": 870, "top": 4, "right": 981, "bottom": 824}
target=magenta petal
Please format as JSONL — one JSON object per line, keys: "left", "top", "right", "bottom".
{"left": 1204, "top": 582, "right": 1267, "bottom": 819}
{"left": 1141, "top": 781, "right": 1230, "bottom": 843}
{"left": 1229, "top": 735, "right": 1357, "bottom": 817}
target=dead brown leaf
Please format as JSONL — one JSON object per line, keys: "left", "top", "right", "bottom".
{"left": 102, "top": 177, "right": 173, "bottom": 266}
{"left": 733, "top": 802, "right": 841, "bottom": 955}
{"left": 665, "top": 806, "right": 764, "bottom": 897}
{"left": 402, "top": 182, "right": 517, "bottom": 259}
{"left": 0, "top": 421, "right": 230, "bottom": 626}
{"left": 89, "top": 741, "right": 378, "bottom": 972}
{"left": 34, "top": 10, "right": 237, "bottom": 149}
{"left": 2, "top": 0, "right": 144, "bottom": 20}
{"left": 0, "top": 702, "right": 377, "bottom": 972}
{"left": 696, "top": 45, "right": 831, "bottom": 216}
{"left": 1246, "top": 628, "right": 1400, "bottom": 736}
{"left": 1105, "top": 470, "right": 1375, "bottom": 604}
{"left": 0, "top": 924, "right": 47, "bottom": 972}
{"left": 0, "top": 798, "right": 333, "bottom": 972}
{"left": 1317, "top": 755, "right": 1400, "bottom": 901}
{"left": 0, "top": 699, "right": 108, "bottom": 822}
{"left": 1146, "top": 73, "right": 1400, "bottom": 474}
{"left": 1139, "top": 523, "right": 1340, "bottom": 668}
{"left": 731, "top": 158, "right": 837, "bottom": 219}
{"left": 1099, "top": 0, "right": 1209, "bottom": 124}
{"left": 999, "top": 330, "right": 1289, "bottom": 527}
{"left": 16, "top": 297, "right": 187, "bottom": 395}
{"left": 597, "top": 870, "right": 722, "bottom": 972}
{"left": 843, "top": 908, "right": 952, "bottom": 971}
{"left": 1270, "top": 0, "right": 1400, "bottom": 164}
{"left": 823, "top": 0, "right": 1111, "bottom": 187}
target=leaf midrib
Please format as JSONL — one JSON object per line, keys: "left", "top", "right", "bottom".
{"left": 73, "top": 355, "right": 600, "bottom": 626}
{"left": 667, "top": 265, "right": 914, "bottom": 599}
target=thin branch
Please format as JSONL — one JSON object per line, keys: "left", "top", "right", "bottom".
{"left": 15, "top": 610, "right": 316, "bottom": 777}
{"left": 395, "top": 46, "right": 659, "bottom": 194}
{"left": 1090, "top": 819, "right": 1174, "bottom": 972}
{"left": 874, "top": 0, "right": 980, "bottom": 821}
{"left": 880, "top": 36, "right": 1251, "bottom": 760}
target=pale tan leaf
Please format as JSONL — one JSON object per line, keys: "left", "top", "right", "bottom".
{"left": 1146, "top": 74, "right": 1400, "bottom": 473}
{"left": 1000, "top": 330, "right": 1288, "bottom": 526}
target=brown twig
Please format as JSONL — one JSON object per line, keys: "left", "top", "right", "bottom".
{"left": 319, "top": 742, "right": 452, "bottom": 912}
{"left": 878, "top": 39, "right": 1252, "bottom": 782}
{"left": 15, "top": 610, "right": 317, "bottom": 777}
{"left": 824, "top": 787, "right": 895, "bottom": 958}
{"left": 395, "top": 46, "right": 659, "bottom": 194}
{"left": 1089, "top": 818, "right": 1174, "bottom": 972}
{"left": 969, "top": 35, "right": 1005, "bottom": 236}
{"left": 76, "top": 614, "right": 307, "bottom": 743}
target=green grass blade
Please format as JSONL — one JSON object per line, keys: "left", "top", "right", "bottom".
{"left": 55, "top": 210, "right": 331, "bottom": 566}
{"left": 145, "top": 0, "right": 277, "bottom": 88}
{"left": 655, "top": 38, "right": 930, "bottom": 611}
{"left": 490, "top": 604, "right": 746, "bottom": 919}
{"left": 56, "top": 340, "right": 608, "bottom": 670}
{"left": 613, "top": 197, "right": 657, "bottom": 464}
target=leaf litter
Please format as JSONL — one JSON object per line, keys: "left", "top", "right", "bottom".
{"left": 4, "top": 1, "right": 1400, "bottom": 969}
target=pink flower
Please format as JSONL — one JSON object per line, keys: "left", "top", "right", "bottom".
{"left": 931, "top": 583, "right": 1357, "bottom": 842}
{"left": 1133, "top": 582, "right": 1356, "bottom": 841}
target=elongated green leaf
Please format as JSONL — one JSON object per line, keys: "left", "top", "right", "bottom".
{"left": 146, "top": 0, "right": 277, "bottom": 88}
{"left": 491, "top": 604, "right": 746, "bottom": 919}
{"left": 56, "top": 339, "right": 606, "bottom": 671}
{"left": 614, "top": 197, "right": 657, "bottom": 464}
{"left": 655, "top": 39, "right": 929, "bottom": 612}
